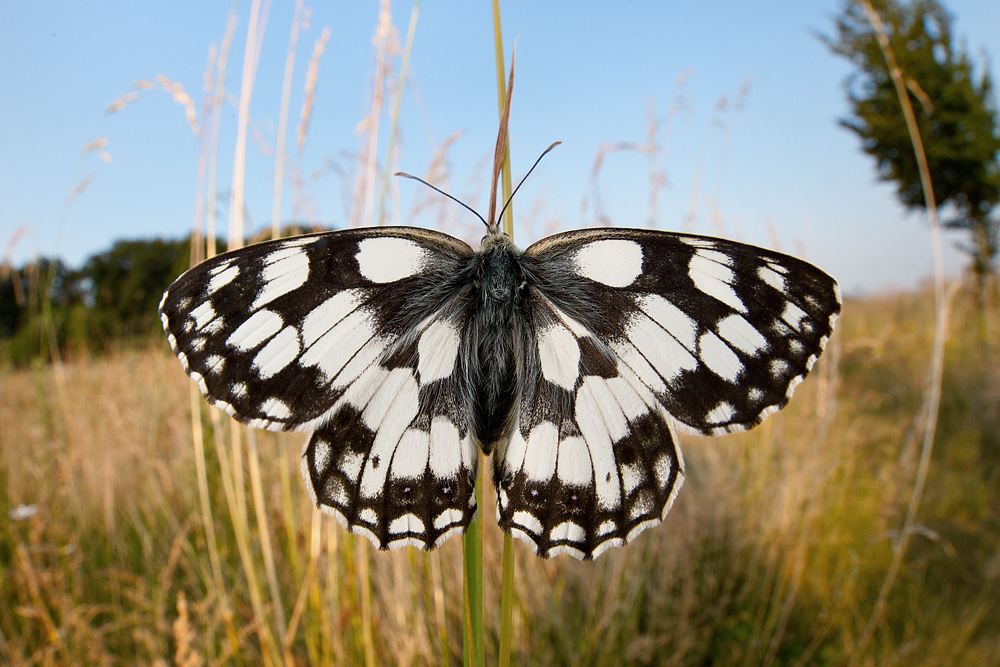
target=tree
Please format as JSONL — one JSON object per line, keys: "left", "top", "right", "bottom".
{"left": 76, "top": 238, "right": 193, "bottom": 339}
{"left": 824, "top": 0, "right": 1000, "bottom": 289}
{"left": 1, "top": 238, "right": 210, "bottom": 365}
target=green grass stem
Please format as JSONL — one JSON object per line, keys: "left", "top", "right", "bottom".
{"left": 491, "top": 5, "right": 517, "bottom": 666}
{"left": 463, "top": 462, "right": 485, "bottom": 667}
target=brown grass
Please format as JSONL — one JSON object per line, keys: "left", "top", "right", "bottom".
{"left": 2, "top": 287, "right": 998, "bottom": 665}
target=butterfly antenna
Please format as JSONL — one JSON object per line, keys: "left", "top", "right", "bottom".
{"left": 395, "top": 172, "right": 490, "bottom": 229}
{"left": 495, "top": 141, "right": 562, "bottom": 226}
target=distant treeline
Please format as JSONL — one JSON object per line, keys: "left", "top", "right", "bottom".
{"left": 1, "top": 238, "right": 226, "bottom": 366}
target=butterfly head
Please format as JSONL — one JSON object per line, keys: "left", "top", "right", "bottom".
{"left": 480, "top": 226, "right": 514, "bottom": 251}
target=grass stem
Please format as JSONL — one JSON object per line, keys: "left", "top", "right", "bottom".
{"left": 850, "top": 3, "right": 949, "bottom": 661}
{"left": 462, "top": 458, "right": 485, "bottom": 667}
{"left": 491, "top": 4, "right": 516, "bottom": 665}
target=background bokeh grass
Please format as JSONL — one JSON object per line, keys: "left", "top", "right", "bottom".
{"left": 2, "top": 289, "right": 998, "bottom": 665}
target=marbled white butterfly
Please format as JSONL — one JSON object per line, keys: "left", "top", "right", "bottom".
{"left": 160, "top": 213, "right": 839, "bottom": 559}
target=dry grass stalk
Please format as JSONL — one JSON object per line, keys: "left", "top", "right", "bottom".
{"left": 105, "top": 91, "right": 141, "bottom": 114}
{"left": 585, "top": 141, "right": 648, "bottom": 226}
{"left": 351, "top": 0, "right": 398, "bottom": 230}
{"left": 297, "top": 27, "right": 331, "bottom": 153}
{"left": 155, "top": 75, "right": 200, "bottom": 137}
{"left": 173, "top": 591, "right": 203, "bottom": 667}
{"left": 645, "top": 99, "right": 665, "bottom": 229}
{"left": 246, "top": 429, "right": 288, "bottom": 643}
{"left": 683, "top": 93, "right": 726, "bottom": 233}
{"left": 271, "top": 0, "right": 304, "bottom": 239}
{"left": 712, "top": 76, "right": 751, "bottom": 204}
{"left": 377, "top": 0, "right": 421, "bottom": 227}
{"left": 203, "top": 46, "right": 218, "bottom": 97}
{"left": 205, "top": 7, "right": 238, "bottom": 258}
{"left": 849, "top": 2, "right": 949, "bottom": 661}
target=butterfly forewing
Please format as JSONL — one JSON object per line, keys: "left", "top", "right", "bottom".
{"left": 522, "top": 229, "right": 841, "bottom": 436}
{"left": 160, "top": 227, "right": 481, "bottom": 550}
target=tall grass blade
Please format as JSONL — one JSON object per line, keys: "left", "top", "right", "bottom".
{"left": 272, "top": 0, "right": 303, "bottom": 239}
{"left": 378, "top": 0, "right": 421, "bottom": 226}
{"left": 462, "top": 465, "right": 485, "bottom": 667}
{"left": 491, "top": 4, "right": 516, "bottom": 664}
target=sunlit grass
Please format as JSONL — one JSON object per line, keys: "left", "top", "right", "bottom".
{"left": 2, "top": 287, "right": 998, "bottom": 664}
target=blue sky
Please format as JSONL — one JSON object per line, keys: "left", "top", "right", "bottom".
{"left": 2, "top": 1, "right": 998, "bottom": 294}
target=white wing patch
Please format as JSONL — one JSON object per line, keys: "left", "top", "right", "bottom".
{"left": 300, "top": 308, "right": 375, "bottom": 382}
{"left": 698, "top": 330, "right": 743, "bottom": 383}
{"left": 522, "top": 422, "right": 559, "bottom": 482}
{"left": 417, "top": 319, "right": 461, "bottom": 383}
{"left": 254, "top": 326, "right": 301, "bottom": 378}
{"left": 355, "top": 237, "right": 427, "bottom": 283}
{"left": 253, "top": 247, "right": 310, "bottom": 309}
{"left": 556, "top": 435, "right": 592, "bottom": 486}
{"left": 717, "top": 313, "right": 768, "bottom": 356}
{"left": 758, "top": 264, "right": 785, "bottom": 292}
{"left": 635, "top": 294, "right": 697, "bottom": 351}
{"left": 208, "top": 264, "right": 239, "bottom": 294}
{"left": 537, "top": 324, "right": 581, "bottom": 389}
{"left": 573, "top": 239, "right": 644, "bottom": 287}
{"left": 228, "top": 309, "right": 283, "bottom": 351}
{"left": 688, "top": 251, "right": 747, "bottom": 314}
{"left": 623, "top": 311, "right": 699, "bottom": 385}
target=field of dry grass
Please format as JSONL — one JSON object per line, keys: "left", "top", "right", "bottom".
{"left": 1, "top": 285, "right": 998, "bottom": 665}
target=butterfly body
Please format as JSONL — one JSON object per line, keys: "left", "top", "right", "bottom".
{"left": 468, "top": 231, "right": 524, "bottom": 454}
{"left": 161, "top": 225, "right": 839, "bottom": 559}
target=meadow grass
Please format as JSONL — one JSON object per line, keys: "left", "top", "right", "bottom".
{"left": 1, "top": 286, "right": 998, "bottom": 665}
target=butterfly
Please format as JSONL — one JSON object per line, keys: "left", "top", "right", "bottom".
{"left": 160, "top": 217, "right": 840, "bottom": 559}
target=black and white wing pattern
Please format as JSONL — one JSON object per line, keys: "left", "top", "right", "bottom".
{"left": 494, "top": 229, "right": 840, "bottom": 558}
{"left": 161, "top": 222, "right": 840, "bottom": 560}
{"left": 159, "top": 228, "right": 480, "bottom": 550}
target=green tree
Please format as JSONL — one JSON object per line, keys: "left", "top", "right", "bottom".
{"left": 824, "top": 0, "right": 1000, "bottom": 288}
{"left": 76, "top": 238, "right": 193, "bottom": 339}
{"left": 1, "top": 258, "right": 83, "bottom": 364}
{"left": 1, "top": 238, "right": 207, "bottom": 365}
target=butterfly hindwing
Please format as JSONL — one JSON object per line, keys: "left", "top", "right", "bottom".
{"left": 160, "top": 227, "right": 480, "bottom": 550}
{"left": 302, "top": 306, "right": 480, "bottom": 550}
{"left": 494, "top": 293, "right": 685, "bottom": 559}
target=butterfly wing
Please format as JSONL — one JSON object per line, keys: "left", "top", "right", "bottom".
{"left": 494, "top": 228, "right": 840, "bottom": 559}
{"left": 494, "top": 291, "right": 686, "bottom": 559}
{"left": 159, "top": 228, "right": 480, "bottom": 550}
